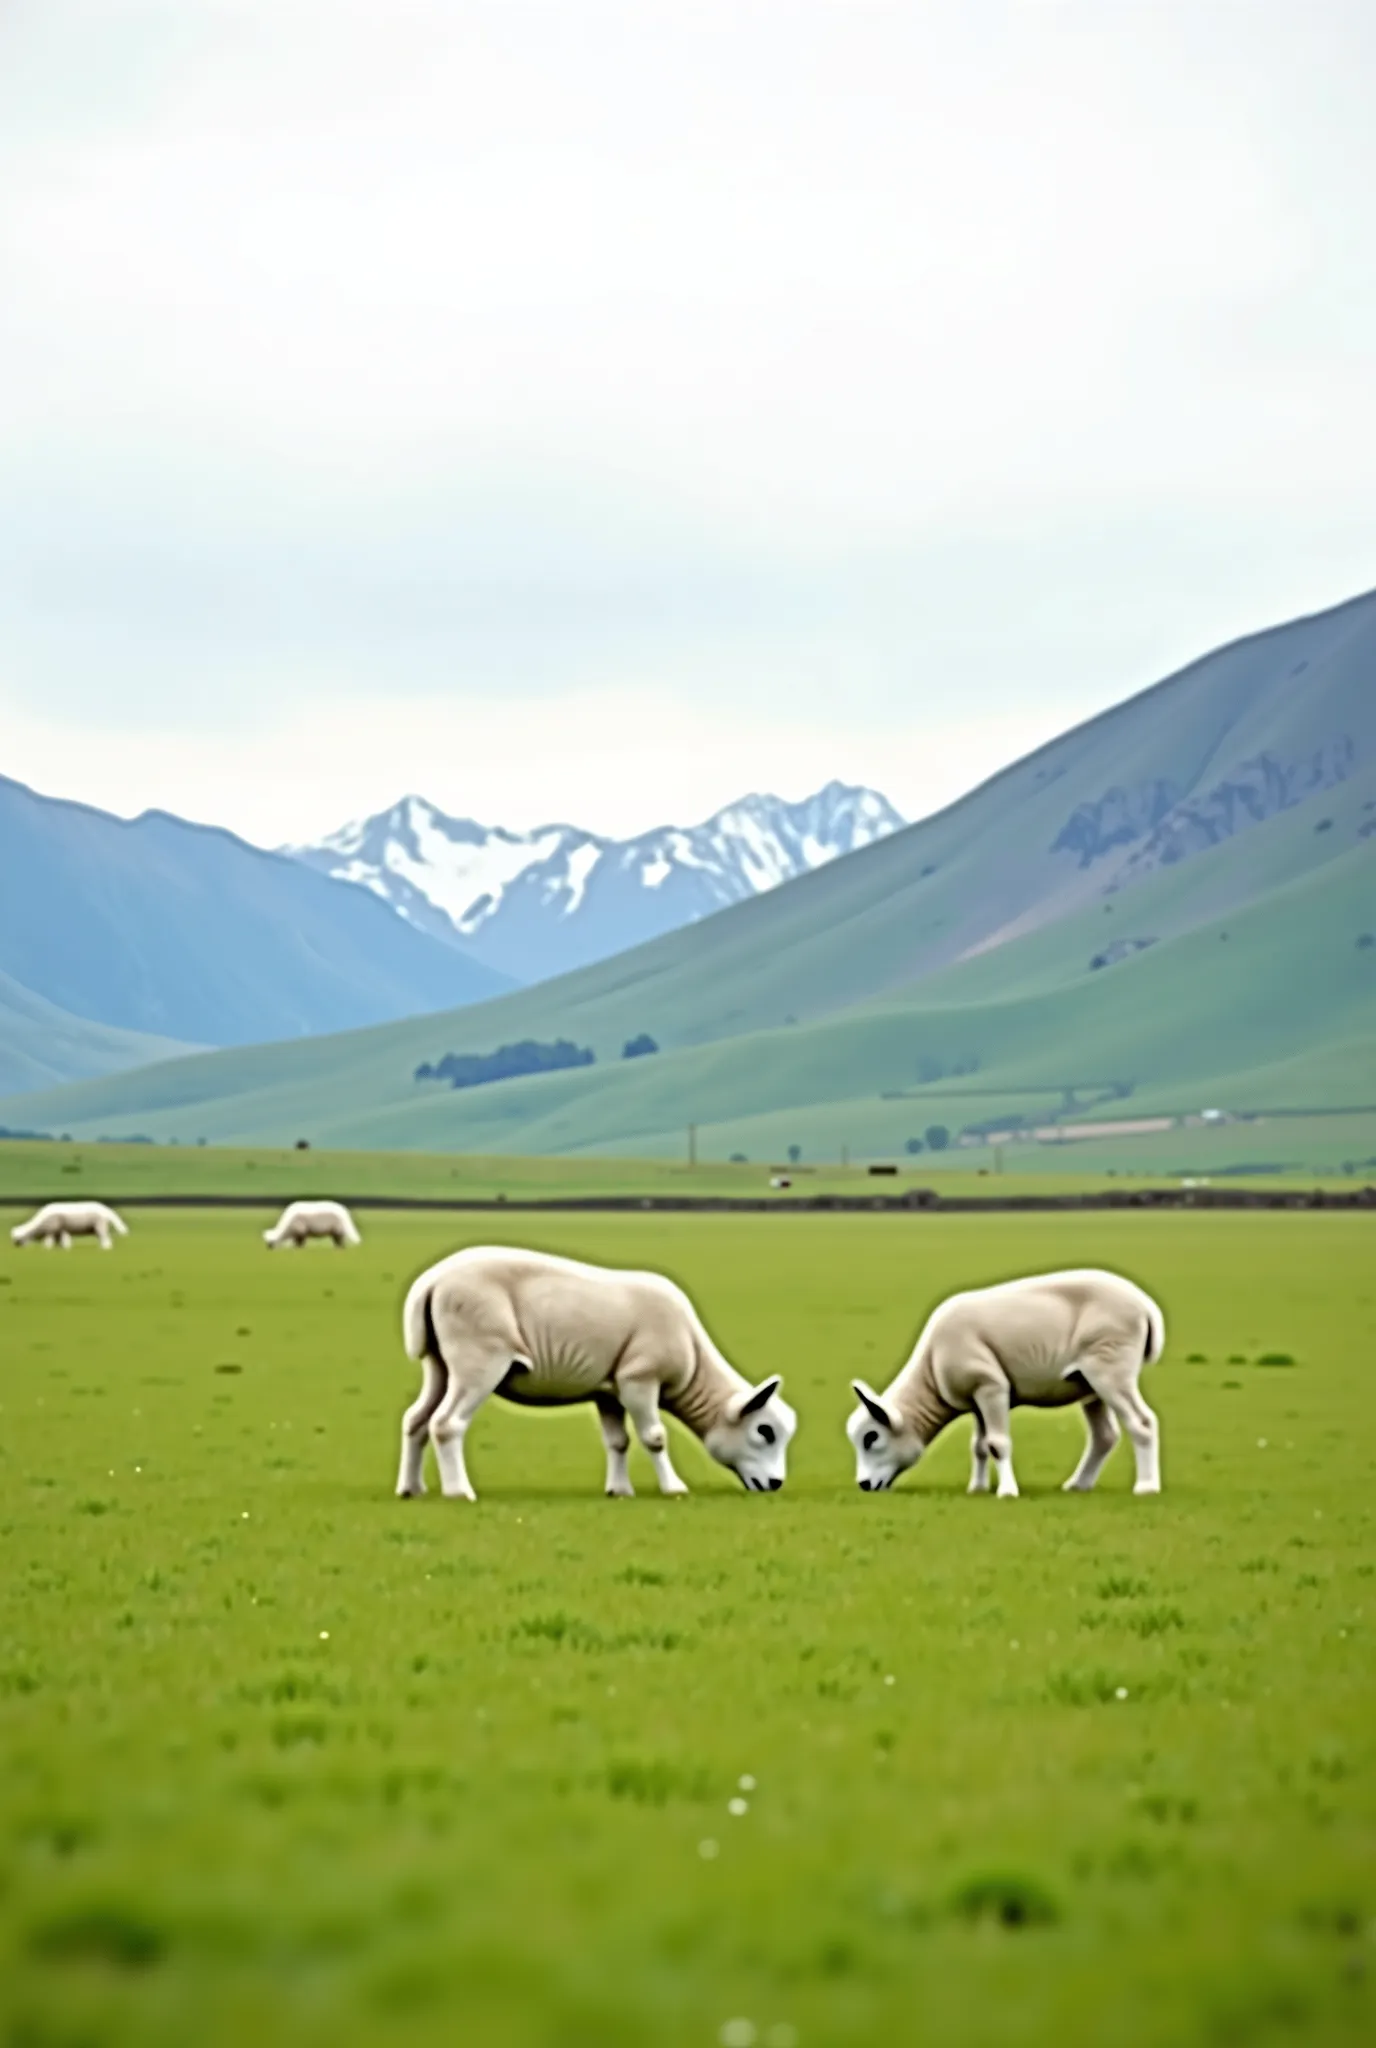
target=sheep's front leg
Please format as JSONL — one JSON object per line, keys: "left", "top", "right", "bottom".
{"left": 594, "top": 1391, "right": 635, "bottom": 1497}
{"left": 618, "top": 1378, "right": 688, "bottom": 1496}
{"left": 970, "top": 1379, "right": 1018, "bottom": 1497}
{"left": 1063, "top": 1394, "right": 1120, "bottom": 1492}
{"left": 968, "top": 1424, "right": 991, "bottom": 1494}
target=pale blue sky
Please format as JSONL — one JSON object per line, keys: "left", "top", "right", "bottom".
{"left": 2, "top": 1, "right": 1373, "bottom": 843}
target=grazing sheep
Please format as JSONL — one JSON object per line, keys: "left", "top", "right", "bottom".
{"left": 847, "top": 1268, "right": 1165, "bottom": 1498}
{"left": 263, "top": 1199, "right": 361, "bottom": 1249}
{"left": 396, "top": 1244, "right": 796, "bottom": 1501}
{"left": 10, "top": 1200, "right": 129, "bottom": 1251}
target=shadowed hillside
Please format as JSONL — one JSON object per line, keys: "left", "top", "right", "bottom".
{"left": 0, "top": 776, "right": 512, "bottom": 1050}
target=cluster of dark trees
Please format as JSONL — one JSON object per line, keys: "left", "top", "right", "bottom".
{"left": 414, "top": 1032, "right": 659, "bottom": 1090}
{"left": 415, "top": 1039, "right": 595, "bottom": 1089}
{"left": 905, "top": 1127, "right": 949, "bottom": 1154}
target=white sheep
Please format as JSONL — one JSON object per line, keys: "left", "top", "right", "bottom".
{"left": 847, "top": 1267, "right": 1165, "bottom": 1498}
{"left": 396, "top": 1244, "right": 797, "bottom": 1501}
{"left": 10, "top": 1200, "right": 129, "bottom": 1251}
{"left": 263, "top": 1199, "right": 361, "bottom": 1249}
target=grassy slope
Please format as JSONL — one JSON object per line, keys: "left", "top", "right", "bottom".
{"left": 6, "top": 835, "right": 1371, "bottom": 1158}
{"left": 0, "top": 969, "right": 199, "bottom": 1098}
{"left": 0, "top": 1208, "right": 1371, "bottom": 2048}
{"left": 4, "top": 588, "right": 1372, "bottom": 1148}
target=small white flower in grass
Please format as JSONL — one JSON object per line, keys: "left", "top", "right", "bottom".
{"left": 241, "top": 1511, "right": 250, "bottom": 1520}
{"left": 319, "top": 1631, "right": 330, "bottom": 1641}
{"left": 728, "top": 1796, "right": 749, "bottom": 1818}
{"left": 883, "top": 1674, "right": 895, "bottom": 1686}
{"left": 698, "top": 1838, "right": 719, "bottom": 1860}
{"left": 738, "top": 1774, "right": 756, "bottom": 1793}
{"left": 720, "top": 2022, "right": 756, "bottom": 2048}
{"left": 1257, "top": 1438, "right": 1268, "bottom": 1449}
{"left": 1010, "top": 1640, "right": 1020, "bottom": 1650}
{"left": 1114, "top": 1687, "right": 1129, "bottom": 1701}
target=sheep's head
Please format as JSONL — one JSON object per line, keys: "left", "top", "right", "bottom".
{"left": 847, "top": 1380, "right": 923, "bottom": 1491}
{"left": 10, "top": 1223, "right": 27, "bottom": 1244}
{"left": 704, "top": 1376, "right": 797, "bottom": 1492}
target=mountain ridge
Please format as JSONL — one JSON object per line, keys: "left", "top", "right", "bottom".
{"left": 285, "top": 780, "right": 904, "bottom": 983}
{"left": 4, "top": 584, "right": 1372, "bottom": 1152}
{"left": 0, "top": 773, "right": 512, "bottom": 1052}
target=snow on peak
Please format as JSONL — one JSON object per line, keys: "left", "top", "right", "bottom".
{"left": 286, "top": 781, "right": 903, "bottom": 985}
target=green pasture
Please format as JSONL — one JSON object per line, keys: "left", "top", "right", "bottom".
{"left": 0, "top": 1134, "right": 1366, "bottom": 1208}
{"left": 1, "top": 1208, "right": 1373, "bottom": 2048}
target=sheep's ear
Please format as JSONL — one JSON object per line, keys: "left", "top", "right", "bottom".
{"left": 852, "top": 1380, "right": 894, "bottom": 1431}
{"left": 735, "top": 1375, "right": 782, "bottom": 1420}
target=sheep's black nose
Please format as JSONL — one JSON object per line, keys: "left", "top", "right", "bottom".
{"left": 859, "top": 1478, "right": 873, "bottom": 1491}
{"left": 768, "top": 1476, "right": 783, "bottom": 1491}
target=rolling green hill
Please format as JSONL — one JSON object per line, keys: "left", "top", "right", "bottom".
{"left": 0, "top": 970, "right": 200, "bottom": 1100}
{"left": 4, "top": 587, "right": 1373, "bottom": 1154}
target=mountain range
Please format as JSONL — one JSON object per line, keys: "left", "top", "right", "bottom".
{"left": 0, "top": 775, "right": 511, "bottom": 1092}
{"left": 7, "top": 585, "right": 1371, "bottom": 1156}
{"left": 285, "top": 782, "right": 904, "bottom": 983}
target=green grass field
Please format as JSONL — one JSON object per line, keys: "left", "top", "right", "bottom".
{"left": 2, "top": 1208, "right": 1373, "bottom": 2048}
{"left": 0, "top": 1134, "right": 1368, "bottom": 1209}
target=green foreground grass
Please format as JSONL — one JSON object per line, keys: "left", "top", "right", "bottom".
{"left": 1, "top": 1209, "right": 1373, "bottom": 2048}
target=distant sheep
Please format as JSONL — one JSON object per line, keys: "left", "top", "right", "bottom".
{"left": 263, "top": 1199, "right": 361, "bottom": 1249}
{"left": 396, "top": 1245, "right": 796, "bottom": 1501}
{"left": 847, "top": 1267, "right": 1165, "bottom": 1498}
{"left": 10, "top": 1200, "right": 129, "bottom": 1251}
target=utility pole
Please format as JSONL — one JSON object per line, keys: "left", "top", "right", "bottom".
{"left": 688, "top": 1123, "right": 697, "bottom": 1170}
{"left": 841, "top": 1144, "right": 849, "bottom": 1170}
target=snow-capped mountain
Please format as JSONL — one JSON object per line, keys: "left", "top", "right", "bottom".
{"left": 286, "top": 781, "right": 905, "bottom": 985}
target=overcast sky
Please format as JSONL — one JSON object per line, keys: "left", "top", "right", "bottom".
{"left": 2, "top": 0, "right": 1373, "bottom": 846}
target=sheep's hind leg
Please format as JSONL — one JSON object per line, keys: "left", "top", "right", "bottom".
{"left": 1081, "top": 1358, "right": 1160, "bottom": 1495}
{"left": 428, "top": 1351, "right": 511, "bottom": 1502}
{"left": 396, "top": 1355, "right": 447, "bottom": 1496}
{"left": 595, "top": 1392, "right": 635, "bottom": 1497}
{"left": 1062, "top": 1394, "right": 1120, "bottom": 1492}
